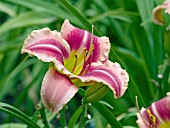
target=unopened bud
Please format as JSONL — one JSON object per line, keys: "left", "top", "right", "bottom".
{"left": 84, "top": 84, "right": 109, "bottom": 103}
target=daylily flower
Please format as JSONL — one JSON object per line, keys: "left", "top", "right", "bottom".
{"left": 21, "top": 19, "right": 129, "bottom": 113}
{"left": 153, "top": 0, "right": 170, "bottom": 25}
{"left": 136, "top": 92, "right": 170, "bottom": 128}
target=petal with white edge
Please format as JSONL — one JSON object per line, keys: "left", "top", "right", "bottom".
{"left": 21, "top": 28, "right": 70, "bottom": 66}
{"left": 69, "top": 60, "right": 129, "bottom": 98}
{"left": 61, "top": 19, "right": 110, "bottom": 63}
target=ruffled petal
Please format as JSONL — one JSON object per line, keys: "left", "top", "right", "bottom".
{"left": 61, "top": 19, "right": 110, "bottom": 63}
{"left": 137, "top": 92, "right": 170, "bottom": 128}
{"left": 41, "top": 67, "right": 78, "bottom": 113}
{"left": 68, "top": 60, "right": 129, "bottom": 98}
{"left": 21, "top": 28, "right": 70, "bottom": 67}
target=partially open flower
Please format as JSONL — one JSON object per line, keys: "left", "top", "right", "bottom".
{"left": 21, "top": 19, "right": 129, "bottom": 113}
{"left": 153, "top": 0, "right": 170, "bottom": 25}
{"left": 136, "top": 92, "right": 170, "bottom": 128}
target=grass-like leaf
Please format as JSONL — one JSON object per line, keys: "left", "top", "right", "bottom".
{"left": 92, "top": 102, "right": 122, "bottom": 128}
{"left": 0, "top": 102, "right": 40, "bottom": 128}
{"left": 0, "top": 12, "right": 56, "bottom": 34}
{"left": 0, "top": 123, "right": 26, "bottom": 128}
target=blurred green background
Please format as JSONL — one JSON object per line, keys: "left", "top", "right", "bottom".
{"left": 0, "top": 0, "right": 169, "bottom": 127}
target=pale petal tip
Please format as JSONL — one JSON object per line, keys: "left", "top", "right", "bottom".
{"left": 136, "top": 107, "right": 147, "bottom": 128}
{"left": 61, "top": 19, "right": 75, "bottom": 39}
{"left": 112, "top": 62, "right": 129, "bottom": 98}
{"left": 98, "top": 36, "right": 111, "bottom": 62}
{"left": 22, "top": 27, "right": 54, "bottom": 49}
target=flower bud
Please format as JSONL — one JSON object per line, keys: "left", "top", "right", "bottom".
{"left": 84, "top": 84, "right": 109, "bottom": 103}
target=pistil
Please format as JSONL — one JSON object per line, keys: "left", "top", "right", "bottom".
{"left": 71, "top": 54, "right": 78, "bottom": 73}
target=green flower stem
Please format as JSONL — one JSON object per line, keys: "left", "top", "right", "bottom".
{"left": 31, "top": 110, "right": 40, "bottom": 122}
{"left": 160, "top": 54, "right": 170, "bottom": 97}
{"left": 26, "top": 110, "right": 40, "bottom": 128}
{"left": 58, "top": 106, "right": 67, "bottom": 128}
{"left": 38, "top": 103, "right": 50, "bottom": 128}
{"left": 78, "top": 104, "right": 88, "bottom": 128}
{"left": 92, "top": 102, "right": 122, "bottom": 128}
{"left": 79, "top": 89, "right": 123, "bottom": 127}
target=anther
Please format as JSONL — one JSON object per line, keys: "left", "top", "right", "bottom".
{"left": 147, "top": 109, "right": 156, "bottom": 127}
{"left": 85, "top": 50, "right": 88, "bottom": 57}
{"left": 92, "top": 44, "right": 94, "bottom": 49}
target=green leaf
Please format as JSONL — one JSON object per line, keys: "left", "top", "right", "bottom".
{"left": 0, "top": 55, "right": 29, "bottom": 89}
{"left": 92, "top": 102, "right": 123, "bottom": 128}
{"left": 68, "top": 106, "right": 83, "bottom": 128}
{"left": 0, "top": 12, "right": 56, "bottom": 34}
{"left": 0, "top": 1, "right": 15, "bottom": 16}
{"left": 0, "top": 123, "right": 26, "bottom": 128}
{"left": 5, "top": 0, "right": 81, "bottom": 26}
{"left": 5, "top": 0, "right": 63, "bottom": 17}
{"left": 0, "top": 102, "right": 40, "bottom": 128}
{"left": 90, "top": 9, "right": 139, "bottom": 23}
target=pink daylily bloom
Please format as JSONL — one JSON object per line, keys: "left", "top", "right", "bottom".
{"left": 153, "top": 0, "right": 170, "bottom": 25}
{"left": 136, "top": 92, "right": 170, "bottom": 128}
{"left": 21, "top": 19, "right": 129, "bottom": 113}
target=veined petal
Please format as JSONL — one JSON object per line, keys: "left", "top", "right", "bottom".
{"left": 61, "top": 19, "right": 110, "bottom": 63}
{"left": 137, "top": 92, "right": 170, "bottom": 128}
{"left": 41, "top": 67, "right": 78, "bottom": 113}
{"left": 21, "top": 28, "right": 70, "bottom": 66}
{"left": 68, "top": 60, "right": 129, "bottom": 98}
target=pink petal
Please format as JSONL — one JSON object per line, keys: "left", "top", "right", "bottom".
{"left": 137, "top": 92, "right": 170, "bottom": 128}
{"left": 21, "top": 28, "right": 70, "bottom": 68}
{"left": 69, "top": 60, "right": 129, "bottom": 98}
{"left": 136, "top": 107, "right": 150, "bottom": 128}
{"left": 61, "top": 19, "right": 110, "bottom": 63}
{"left": 164, "top": 0, "right": 170, "bottom": 14}
{"left": 41, "top": 67, "right": 78, "bottom": 113}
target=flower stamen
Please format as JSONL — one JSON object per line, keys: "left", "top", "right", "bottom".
{"left": 83, "top": 44, "right": 94, "bottom": 75}
{"left": 78, "top": 25, "right": 94, "bottom": 75}
{"left": 146, "top": 109, "right": 156, "bottom": 128}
